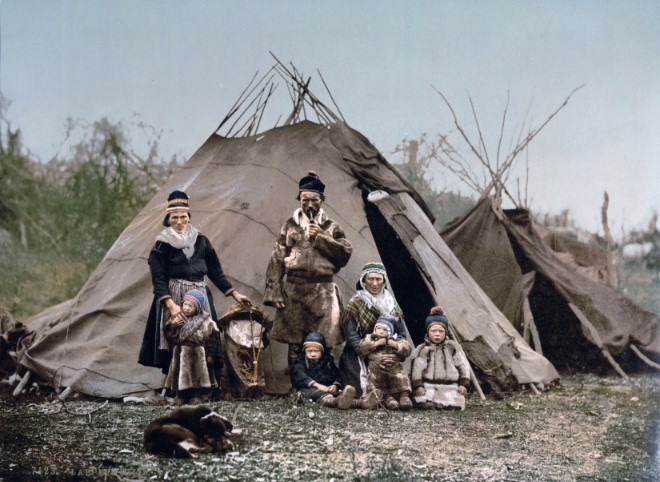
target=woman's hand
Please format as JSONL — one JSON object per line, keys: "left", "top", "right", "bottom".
{"left": 231, "top": 291, "right": 251, "bottom": 305}
{"left": 171, "top": 313, "right": 186, "bottom": 327}
{"left": 165, "top": 298, "right": 182, "bottom": 318}
{"left": 327, "top": 384, "right": 338, "bottom": 395}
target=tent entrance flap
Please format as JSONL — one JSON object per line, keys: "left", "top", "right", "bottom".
{"left": 363, "top": 193, "right": 435, "bottom": 344}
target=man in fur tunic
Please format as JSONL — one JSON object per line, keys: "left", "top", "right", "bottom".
{"left": 264, "top": 172, "right": 353, "bottom": 365}
{"left": 410, "top": 307, "right": 471, "bottom": 410}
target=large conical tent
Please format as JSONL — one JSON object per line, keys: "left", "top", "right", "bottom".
{"left": 18, "top": 60, "right": 558, "bottom": 399}
{"left": 440, "top": 197, "right": 660, "bottom": 373}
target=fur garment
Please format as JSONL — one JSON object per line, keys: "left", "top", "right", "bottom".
{"left": 410, "top": 338, "right": 470, "bottom": 409}
{"left": 359, "top": 334, "right": 412, "bottom": 397}
{"left": 264, "top": 209, "right": 352, "bottom": 346}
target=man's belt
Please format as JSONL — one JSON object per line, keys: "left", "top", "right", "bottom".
{"left": 285, "top": 273, "right": 334, "bottom": 284}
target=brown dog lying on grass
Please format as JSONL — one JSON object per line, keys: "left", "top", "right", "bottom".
{"left": 144, "top": 406, "right": 237, "bottom": 458}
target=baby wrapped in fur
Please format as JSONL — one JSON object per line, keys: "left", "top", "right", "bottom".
{"left": 358, "top": 316, "right": 413, "bottom": 410}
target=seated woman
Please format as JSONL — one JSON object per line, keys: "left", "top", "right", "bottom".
{"left": 339, "top": 262, "right": 408, "bottom": 398}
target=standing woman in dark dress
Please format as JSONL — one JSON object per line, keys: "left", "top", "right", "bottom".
{"left": 139, "top": 190, "right": 249, "bottom": 374}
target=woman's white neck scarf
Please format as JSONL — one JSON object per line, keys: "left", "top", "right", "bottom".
{"left": 156, "top": 225, "right": 199, "bottom": 259}
{"left": 353, "top": 285, "right": 396, "bottom": 317}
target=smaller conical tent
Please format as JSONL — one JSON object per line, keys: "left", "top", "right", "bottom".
{"left": 441, "top": 198, "right": 660, "bottom": 373}
{"left": 17, "top": 60, "right": 558, "bottom": 398}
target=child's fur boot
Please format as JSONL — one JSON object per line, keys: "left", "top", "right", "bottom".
{"left": 398, "top": 391, "right": 413, "bottom": 411}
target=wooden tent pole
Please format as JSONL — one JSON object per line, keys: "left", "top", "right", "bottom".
{"left": 468, "top": 364, "right": 486, "bottom": 400}
{"left": 601, "top": 350, "right": 629, "bottom": 379}
{"left": 447, "top": 324, "right": 486, "bottom": 400}
{"left": 568, "top": 303, "right": 628, "bottom": 379}
{"left": 527, "top": 318, "right": 544, "bottom": 356}
{"left": 522, "top": 316, "right": 531, "bottom": 345}
{"left": 12, "top": 370, "right": 32, "bottom": 396}
{"left": 522, "top": 298, "right": 544, "bottom": 356}
{"left": 630, "top": 345, "right": 660, "bottom": 371}
{"left": 58, "top": 386, "right": 73, "bottom": 400}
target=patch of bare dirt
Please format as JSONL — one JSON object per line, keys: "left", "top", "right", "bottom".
{"left": 0, "top": 374, "right": 658, "bottom": 481}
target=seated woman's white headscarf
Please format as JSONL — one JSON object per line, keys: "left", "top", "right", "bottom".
{"left": 352, "top": 262, "right": 397, "bottom": 317}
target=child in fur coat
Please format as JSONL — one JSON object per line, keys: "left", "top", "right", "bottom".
{"left": 164, "top": 289, "right": 219, "bottom": 403}
{"left": 358, "top": 316, "right": 413, "bottom": 410}
{"left": 410, "top": 307, "right": 470, "bottom": 410}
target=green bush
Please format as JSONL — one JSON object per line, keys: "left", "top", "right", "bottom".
{"left": 0, "top": 115, "right": 179, "bottom": 321}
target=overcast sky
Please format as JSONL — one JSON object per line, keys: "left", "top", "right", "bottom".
{"left": 2, "top": 1, "right": 658, "bottom": 235}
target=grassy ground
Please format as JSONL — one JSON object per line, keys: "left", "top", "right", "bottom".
{"left": 0, "top": 374, "right": 658, "bottom": 481}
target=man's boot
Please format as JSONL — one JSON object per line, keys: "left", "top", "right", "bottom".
{"left": 337, "top": 385, "right": 356, "bottom": 410}
{"left": 318, "top": 394, "right": 337, "bottom": 408}
{"left": 398, "top": 391, "right": 413, "bottom": 411}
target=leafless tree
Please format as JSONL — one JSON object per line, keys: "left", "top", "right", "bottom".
{"left": 424, "top": 85, "right": 585, "bottom": 209}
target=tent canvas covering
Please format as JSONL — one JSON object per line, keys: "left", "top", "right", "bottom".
{"left": 18, "top": 119, "right": 559, "bottom": 398}
{"left": 17, "top": 63, "right": 560, "bottom": 398}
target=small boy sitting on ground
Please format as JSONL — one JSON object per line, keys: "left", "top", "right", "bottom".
{"left": 358, "top": 316, "right": 413, "bottom": 410}
{"left": 164, "top": 289, "right": 219, "bottom": 404}
{"left": 410, "top": 306, "right": 470, "bottom": 410}
{"left": 291, "top": 332, "right": 380, "bottom": 408}
{"left": 290, "top": 331, "right": 358, "bottom": 409}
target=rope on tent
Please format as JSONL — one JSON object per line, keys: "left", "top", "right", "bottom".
{"left": 568, "top": 303, "right": 628, "bottom": 379}
{"left": 630, "top": 344, "right": 660, "bottom": 371}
